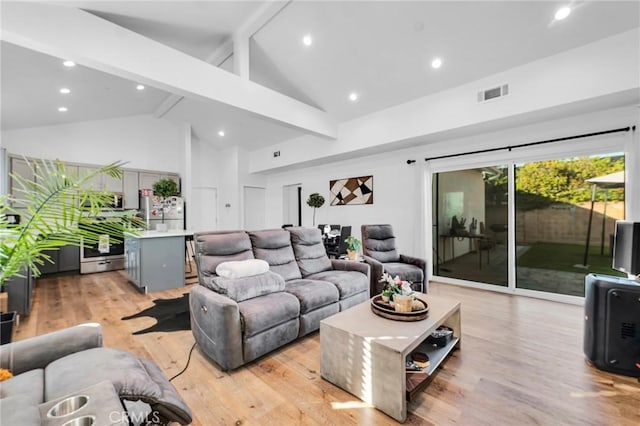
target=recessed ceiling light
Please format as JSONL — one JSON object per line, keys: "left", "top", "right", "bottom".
{"left": 218, "top": 130, "right": 225, "bottom": 137}
{"left": 348, "top": 92, "right": 358, "bottom": 102}
{"left": 58, "top": 107, "right": 68, "bottom": 112}
{"left": 431, "top": 57, "right": 443, "bottom": 69}
{"left": 59, "top": 88, "right": 71, "bottom": 94}
{"left": 63, "top": 60, "right": 76, "bottom": 67}
{"left": 302, "top": 34, "right": 313, "bottom": 46}
{"left": 136, "top": 84, "right": 145, "bottom": 91}
{"left": 554, "top": 6, "right": 571, "bottom": 20}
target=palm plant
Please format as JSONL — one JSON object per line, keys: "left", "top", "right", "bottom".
{"left": 0, "top": 158, "right": 139, "bottom": 286}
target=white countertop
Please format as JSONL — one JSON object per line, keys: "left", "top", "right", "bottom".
{"left": 125, "top": 229, "right": 194, "bottom": 239}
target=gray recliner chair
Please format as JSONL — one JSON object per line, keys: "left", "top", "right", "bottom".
{"left": 361, "top": 224, "right": 427, "bottom": 295}
{"left": 0, "top": 323, "right": 192, "bottom": 425}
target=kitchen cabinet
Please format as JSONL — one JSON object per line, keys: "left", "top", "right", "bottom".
{"left": 78, "top": 166, "right": 123, "bottom": 192}
{"left": 58, "top": 245, "right": 80, "bottom": 272}
{"left": 4, "top": 266, "right": 35, "bottom": 315}
{"left": 38, "top": 245, "right": 80, "bottom": 275}
{"left": 10, "top": 157, "right": 35, "bottom": 207}
{"left": 139, "top": 172, "right": 180, "bottom": 194}
{"left": 123, "top": 170, "right": 139, "bottom": 209}
{"left": 124, "top": 230, "right": 189, "bottom": 293}
{"left": 138, "top": 172, "right": 161, "bottom": 190}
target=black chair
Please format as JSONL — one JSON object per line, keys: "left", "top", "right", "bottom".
{"left": 327, "top": 226, "right": 351, "bottom": 258}
{"left": 282, "top": 224, "right": 293, "bottom": 229}
{"left": 330, "top": 224, "right": 341, "bottom": 231}
{"left": 318, "top": 224, "right": 327, "bottom": 234}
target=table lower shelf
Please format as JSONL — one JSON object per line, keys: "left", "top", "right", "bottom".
{"left": 406, "top": 336, "right": 460, "bottom": 401}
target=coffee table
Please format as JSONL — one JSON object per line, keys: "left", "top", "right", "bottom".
{"left": 320, "top": 293, "right": 461, "bottom": 422}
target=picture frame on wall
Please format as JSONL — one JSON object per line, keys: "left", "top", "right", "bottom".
{"left": 329, "top": 175, "right": 373, "bottom": 206}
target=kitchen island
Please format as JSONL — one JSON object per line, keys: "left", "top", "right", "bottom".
{"left": 124, "top": 230, "right": 193, "bottom": 293}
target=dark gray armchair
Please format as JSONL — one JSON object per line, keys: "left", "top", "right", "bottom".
{"left": 361, "top": 224, "right": 427, "bottom": 295}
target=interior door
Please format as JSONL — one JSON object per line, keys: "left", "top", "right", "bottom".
{"left": 243, "top": 186, "right": 266, "bottom": 231}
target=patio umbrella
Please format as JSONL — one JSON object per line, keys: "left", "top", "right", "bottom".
{"left": 581, "top": 171, "right": 625, "bottom": 266}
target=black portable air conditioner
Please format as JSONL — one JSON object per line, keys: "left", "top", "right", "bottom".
{"left": 583, "top": 273, "right": 640, "bottom": 377}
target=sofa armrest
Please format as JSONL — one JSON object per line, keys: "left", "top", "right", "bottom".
{"left": 189, "top": 286, "right": 243, "bottom": 371}
{"left": 0, "top": 323, "right": 103, "bottom": 375}
{"left": 362, "top": 255, "right": 385, "bottom": 296}
{"left": 400, "top": 254, "right": 428, "bottom": 292}
{"left": 330, "top": 259, "right": 369, "bottom": 277}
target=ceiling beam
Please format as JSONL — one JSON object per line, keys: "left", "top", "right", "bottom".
{"left": 1, "top": 2, "right": 337, "bottom": 139}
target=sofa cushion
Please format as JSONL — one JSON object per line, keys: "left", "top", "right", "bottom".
{"left": 45, "top": 347, "right": 163, "bottom": 402}
{"left": 288, "top": 227, "right": 332, "bottom": 276}
{"left": 0, "top": 368, "right": 43, "bottom": 403}
{"left": 0, "top": 371, "right": 43, "bottom": 424}
{"left": 208, "top": 271, "right": 286, "bottom": 302}
{"left": 306, "top": 270, "right": 369, "bottom": 299}
{"left": 362, "top": 224, "right": 400, "bottom": 263}
{"left": 238, "top": 292, "right": 300, "bottom": 337}
{"left": 250, "top": 230, "right": 302, "bottom": 281}
{"left": 383, "top": 262, "right": 424, "bottom": 284}
{"left": 195, "top": 231, "right": 254, "bottom": 277}
{"left": 216, "top": 259, "right": 270, "bottom": 279}
{"left": 285, "top": 279, "right": 339, "bottom": 314}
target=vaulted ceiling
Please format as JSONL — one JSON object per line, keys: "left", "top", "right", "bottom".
{"left": 2, "top": 1, "right": 639, "bottom": 150}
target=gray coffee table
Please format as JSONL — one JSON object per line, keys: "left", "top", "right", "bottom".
{"left": 320, "top": 293, "right": 461, "bottom": 422}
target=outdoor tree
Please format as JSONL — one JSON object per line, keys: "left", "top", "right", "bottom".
{"left": 306, "top": 193, "right": 325, "bottom": 226}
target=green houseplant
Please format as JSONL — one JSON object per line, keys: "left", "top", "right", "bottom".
{"left": 306, "top": 192, "right": 325, "bottom": 226}
{"left": 0, "top": 158, "right": 137, "bottom": 287}
{"left": 344, "top": 236, "right": 361, "bottom": 260}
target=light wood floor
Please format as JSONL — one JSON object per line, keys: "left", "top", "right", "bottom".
{"left": 14, "top": 271, "right": 640, "bottom": 425}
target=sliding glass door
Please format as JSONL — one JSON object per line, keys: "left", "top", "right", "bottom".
{"left": 514, "top": 153, "right": 625, "bottom": 296}
{"left": 433, "top": 166, "right": 509, "bottom": 286}
{"left": 432, "top": 153, "right": 625, "bottom": 297}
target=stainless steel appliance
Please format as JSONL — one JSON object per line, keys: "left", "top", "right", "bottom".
{"left": 139, "top": 192, "right": 184, "bottom": 231}
{"left": 79, "top": 217, "right": 125, "bottom": 274}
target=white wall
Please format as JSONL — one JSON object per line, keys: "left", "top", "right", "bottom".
{"left": 262, "top": 106, "right": 640, "bottom": 264}
{"left": 1, "top": 114, "right": 184, "bottom": 173}
{"left": 265, "top": 146, "right": 424, "bottom": 255}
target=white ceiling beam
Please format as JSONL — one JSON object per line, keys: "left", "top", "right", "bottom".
{"left": 1, "top": 2, "right": 336, "bottom": 139}
{"left": 154, "top": 38, "right": 233, "bottom": 118}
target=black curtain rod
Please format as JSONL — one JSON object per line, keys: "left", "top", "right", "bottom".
{"left": 424, "top": 125, "right": 635, "bottom": 162}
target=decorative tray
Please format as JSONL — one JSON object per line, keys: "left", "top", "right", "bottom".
{"left": 370, "top": 295, "right": 429, "bottom": 321}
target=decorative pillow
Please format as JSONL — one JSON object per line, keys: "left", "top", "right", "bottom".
{"left": 209, "top": 271, "right": 286, "bottom": 302}
{"left": 216, "top": 259, "right": 269, "bottom": 279}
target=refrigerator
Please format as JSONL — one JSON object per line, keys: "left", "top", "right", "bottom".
{"left": 139, "top": 191, "right": 185, "bottom": 231}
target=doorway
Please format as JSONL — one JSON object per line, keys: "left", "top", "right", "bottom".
{"left": 243, "top": 186, "right": 266, "bottom": 231}
{"left": 283, "top": 183, "right": 302, "bottom": 226}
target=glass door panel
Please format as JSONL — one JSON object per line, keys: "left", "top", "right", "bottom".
{"left": 515, "top": 154, "right": 625, "bottom": 296}
{"left": 433, "top": 166, "right": 508, "bottom": 286}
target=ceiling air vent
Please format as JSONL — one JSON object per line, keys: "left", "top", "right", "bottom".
{"left": 478, "top": 84, "right": 509, "bottom": 103}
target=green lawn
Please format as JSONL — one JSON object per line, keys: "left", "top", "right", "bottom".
{"left": 516, "top": 242, "right": 626, "bottom": 276}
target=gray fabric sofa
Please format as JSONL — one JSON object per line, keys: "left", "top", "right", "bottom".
{"left": 361, "top": 224, "right": 427, "bottom": 294}
{"left": 190, "top": 227, "right": 370, "bottom": 371}
{"left": 0, "top": 323, "right": 192, "bottom": 425}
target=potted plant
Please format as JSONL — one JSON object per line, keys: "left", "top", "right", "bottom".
{"left": 1, "top": 158, "right": 138, "bottom": 342}
{"left": 306, "top": 192, "right": 325, "bottom": 226}
{"left": 152, "top": 178, "right": 178, "bottom": 231}
{"left": 344, "top": 236, "right": 361, "bottom": 261}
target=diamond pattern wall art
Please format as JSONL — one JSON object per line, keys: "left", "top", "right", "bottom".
{"left": 329, "top": 175, "right": 373, "bottom": 206}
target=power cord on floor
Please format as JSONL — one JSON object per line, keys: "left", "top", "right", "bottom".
{"left": 169, "top": 342, "right": 197, "bottom": 382}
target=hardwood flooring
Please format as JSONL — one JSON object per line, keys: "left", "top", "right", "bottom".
{"left": 14, "top": 271, "right": 640, "bottom": 425}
